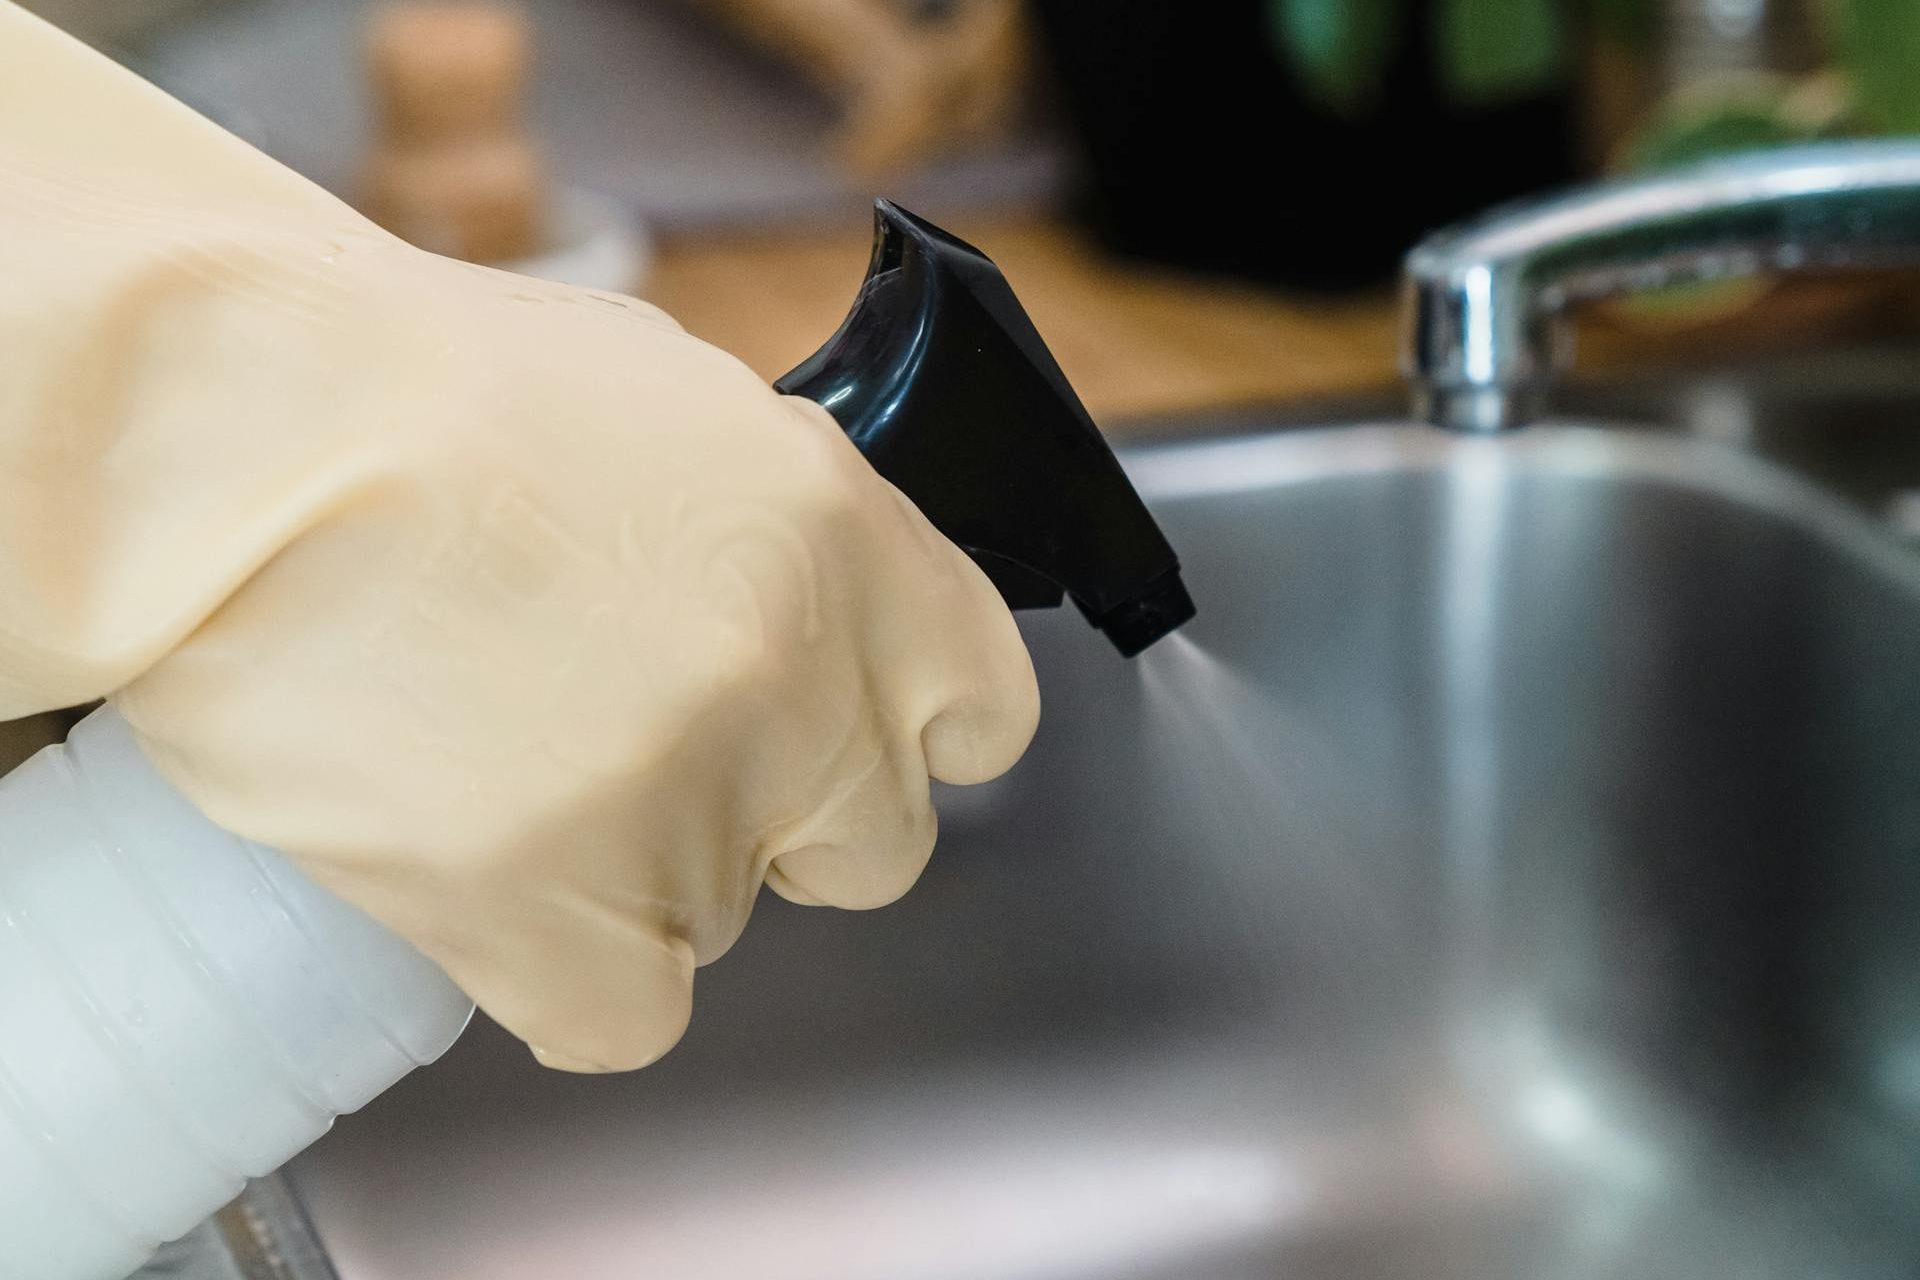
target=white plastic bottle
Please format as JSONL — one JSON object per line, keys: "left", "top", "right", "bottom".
{"left": 0, "top": 706, "right": 473, "bottom": 1280}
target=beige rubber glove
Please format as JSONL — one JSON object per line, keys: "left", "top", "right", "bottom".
{"left": 0, "top": 4, "right": 1039, "bottom": 1071}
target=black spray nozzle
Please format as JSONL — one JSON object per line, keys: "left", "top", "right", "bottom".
{"left": 776, "top": 200, "right": 1195, "bottom": 657}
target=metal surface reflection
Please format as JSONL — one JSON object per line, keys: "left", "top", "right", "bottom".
{"left": 1404, "top": 142, "right": 1920, "bottom": 430}
{"left": 297, "top": 422, "right": 1920, "bottom": 1280}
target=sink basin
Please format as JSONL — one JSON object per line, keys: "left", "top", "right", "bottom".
{"left": 293, "top": 422, "right": 1920, "bottom": 1280}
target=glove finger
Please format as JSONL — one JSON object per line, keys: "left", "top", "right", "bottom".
{"left": 888, "top": 499, "right": 1041, "bottom": 787}
{"left": 765, "top": 721, "right": 937, "bottom": 911}
{"left": 418, "top": 900, "right": 695, "bottom": 1074}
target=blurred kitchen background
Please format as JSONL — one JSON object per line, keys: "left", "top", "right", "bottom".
{"left": 20, "top": 7, "right": 1920, "bottom": 1277}
{"left": 26, "top": 0, "right": 1920, "bottom": 426}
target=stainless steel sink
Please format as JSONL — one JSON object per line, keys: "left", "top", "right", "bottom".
{"left": 292, "top": 419, "right": 1920, "bottom": 1280}
{"left": 137, "top": 1178, "right": 339, "bottom": 1280}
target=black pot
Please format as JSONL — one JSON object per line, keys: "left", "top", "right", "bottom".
{"left": 1029, "top": 0, "right": 1580, "bottom": 292}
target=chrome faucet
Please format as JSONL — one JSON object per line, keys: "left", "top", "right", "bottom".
{"left": 1403, "top": 141, "right": 1920, "bottom": 432}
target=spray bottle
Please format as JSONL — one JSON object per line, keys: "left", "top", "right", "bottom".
{"left": 0, "top": 204, "right": 1193, "bottom": 1280}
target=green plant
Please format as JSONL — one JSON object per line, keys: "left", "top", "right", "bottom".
{"left": 1267, "top": 0, "right": 1568, "bottom": 113}
{"left": 1268, "top": 0, "right": 1920, "bottom": 140}
{"left": 1268, "top": 0, "right": 1400, "bottom": 112}
{"left": 1828, "top": 0, "right": 1920, "bottom": 132}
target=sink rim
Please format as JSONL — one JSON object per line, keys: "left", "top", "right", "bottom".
{"left": 1121, "top": 421, "right": 1920, "bottom": 598}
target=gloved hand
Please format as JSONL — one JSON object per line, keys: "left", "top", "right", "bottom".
{"left": 0, "top": 3, "right": 1038, "bottom": 1071}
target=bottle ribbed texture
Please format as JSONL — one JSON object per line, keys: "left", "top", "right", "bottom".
{"left": 0, "top": 708, "right": 471, "bottom": 1280}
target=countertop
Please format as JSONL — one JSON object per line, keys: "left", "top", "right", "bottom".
{"left": 646, "top": 218, "right": 1402, "bottom": 426}
{"left": 645, "top": 217, "right": 1920, "bottom": 434}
